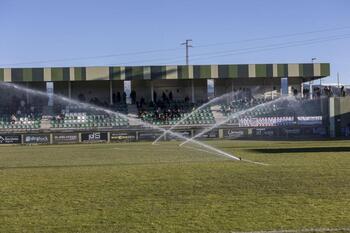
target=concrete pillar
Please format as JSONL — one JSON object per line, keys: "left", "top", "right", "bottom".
{"left": 151, "top": 81, "right": 154, "bottom": 102}
{"left": 109, "top": 80, "right": 113, "bottom": 105}
{"left": 68, "top": 81, "right": 72, "bottom": 99}
{"left": 329, "top": 97, "right": 335, "bottom": 138}
{"left": 191, "top": 80, "right": 195, "bottom": 103}
{"left": 219, "top": 129, "right": 224, "bottom": 139}
{"left": 301, "top": 81, "right": 304, "bottom": 98}
{"left": 26, "top": 82, "right": 30, "bottom": 104}
{"left": 310, "top": 80, "right": 313, "bottom": 99}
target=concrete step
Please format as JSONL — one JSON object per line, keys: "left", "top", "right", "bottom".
{"left": 211, "top": 105, "right": 226, "bottom": 123}
{"left": 40, "top": 118, "right": 51, "bottom": 129}
{"left": 127, "top": 104, "right": 141, "bottom": 126}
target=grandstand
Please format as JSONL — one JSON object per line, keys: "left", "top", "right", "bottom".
{"left": 2, "top": 62, "right": 349, "bottom": 143}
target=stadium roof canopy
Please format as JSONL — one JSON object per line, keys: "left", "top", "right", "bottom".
{"left": 0, "top": 63, "right": 330, "bottom": 82}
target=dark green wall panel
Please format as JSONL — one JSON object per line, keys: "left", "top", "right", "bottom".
{"left": 51, "top": 68, "right": 63, "bottom": 81}
{"left": 52, "top": 68, "right": 69, "bottom": 81}
{"left": 228, "top": 65, "right": 238, "bottom": 78}
{"left": 266, "top": 64, "right": 273, "bottom": 77}
{"left": 109, "top": 67, "right": 122, "bottom": 80}
{"left": 219, "top": 65, "right": 238, "bottom": 78}
{"left": 301, "top": 64, "right": 314, "bottom": 77}
{"left": 151, "top": 66, "right": 166, "bottom": 80}
{"left": 320, "top": 63, "right": 330, "bottom": 76}
{"left": 177, "top": 66, "right": 188, "bottom": 79}
{"left": 62, "top": 68, "right": 70, "bottom": 81}
{"left": 218, "top": 65, "right": 229, "bottom": 78}
{"left": 255, "top": 64, "right": 267, "bottom": 77}
{"left": 11, "top": 69, "right": 23, "bottom": 82}
{"left": 133, "top": 66, "right": 144, "bottom": 80}
{"left": 193, "top": 65, "right": 211, "bottom": 79}
{"left": 277, "top": 64, "right": 288, "bottom": 77}
{"left": 126, "top": 66, "right": 144, "bottom": 80}
{"left": 74, "top": 68, "right": 86, "bottom": 81}
{"left": 23, "top": 68, "right": 32, "bottom": 81}
{"left": 237, "top": 65, "right": 248, "bottom": 77}
{"left": 0, "top": 69, "right": 4, "bottom": 81}
{"left": 32, "top": 68, "right": 44, "bottom": 81}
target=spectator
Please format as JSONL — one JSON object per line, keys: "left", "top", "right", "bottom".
{"left": 112, "top": 93, "right": 116, "bottom": 103}
{"left": 78, "top": 93, "right": 86, "bottom": 102}
{"left": 117, "top": 92, "right": 121, "bottom": 103}
{"left": 162, "top": 92, "right": 167, "bottom": 102}
{"left": 11, "top": 114, "right": 17, "bottom": 124}
{"left": 153, "top": 91, "right": 157, "bottom": 102}
{"left": 122, "top": 92, "right": 127, "bottom": 104}
{"left": 341, "top": 86, "right": 345, "bottom": 97}
{"left": 293, "top": 87, "right": 298, "bottom": 96}
{"left": 130, "top": 90, "right": 136, "bottom": 104}
{"left": 169, "top": 91, "right": 173, "bottom": 101}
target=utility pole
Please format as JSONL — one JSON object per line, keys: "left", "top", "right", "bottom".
{"left": 181, "top": 39, "right": 192, "bottom": 65}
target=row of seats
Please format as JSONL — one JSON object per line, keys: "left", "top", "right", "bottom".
{"left": 239, "top": 116, "right": 295, "bottom": 127}
{"left": 141, "top": 108, "right": 215, "bottom": 125}
{"left": 50, "top": 112, "right": 129, "bottom": 129}
{"left": 51, "top": 122, "right": 128, "bottom": 128}
{"left": 0, "top": 116, "right": 41, "bottom": 130}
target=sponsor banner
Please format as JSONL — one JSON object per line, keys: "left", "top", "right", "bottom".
{"left": 81, "top": 132, "right": 107, "bottom": 142}
{"left": 138, "top": 132, "right": 162, "bottom": 141}
{"left": 297, "top": 116, "right": 322, "bottom": 125}
{"left": 110, "top": 132, "right": 136, "bottom": 142}
{"left": 166, "top": 130, "right": 191, "bottom": 140}
{"left": 283, "top": 128, "right": 301, "bottom": 135}
{"left": 313, "top": 127, "right": 327, "bottom": 136}
{"left": 253, "top": 128, "right": 275, "bottom": 137}
{"left": 194, "top": 129, "right": 219, "bottom": 139}
{"left": 223, "top": 129, "right": 247, "bottom": 138}
{"left": 53, "top": 133, "right": 79, "bottom": 144}
{"left": 0, "top": 134, "right": 22, "bottom": 144}
{"left": 24, "top": 134, "right": 50, "bottom": 144}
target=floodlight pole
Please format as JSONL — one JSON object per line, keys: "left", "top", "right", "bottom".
{"left": 181, "top": 39, "right": 193, "bottom": 65}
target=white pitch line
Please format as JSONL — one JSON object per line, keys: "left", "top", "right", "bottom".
{"left": 230, "top": 227, "right": 350, "bottom": 233}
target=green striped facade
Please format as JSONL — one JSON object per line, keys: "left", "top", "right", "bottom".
{"left": 0, "top": 63, "right": 330, "bottom": 82}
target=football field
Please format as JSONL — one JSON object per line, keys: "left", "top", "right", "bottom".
{"left": 1, "top": 140, "right": 350, "bottom": 233}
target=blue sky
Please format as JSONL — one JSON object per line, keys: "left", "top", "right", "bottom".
{"left": 0, "top": 0, "right": 349, "bottom": 83}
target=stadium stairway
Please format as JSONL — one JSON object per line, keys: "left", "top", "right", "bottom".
{"left": 127, "top": 104, "right": 141, "bottom": 126}
{"left": 211, "top": 105, "right": 226, "bottom": 124}
{"left": 40, "top": 118, "right": 52, "bottom": 130}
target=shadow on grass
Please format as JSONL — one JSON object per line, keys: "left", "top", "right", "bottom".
{"left": 250, "top": 147, "right": 350, "bottom": 154}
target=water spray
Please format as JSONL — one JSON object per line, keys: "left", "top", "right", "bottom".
{"left": 152, "top": 87, "right": 259, "bottom": 145}
{"left": 179, "top": 96, "right": 297, "bottom": 147}
{"left": 0, "top": 82, "right": 244, "bottom": 162}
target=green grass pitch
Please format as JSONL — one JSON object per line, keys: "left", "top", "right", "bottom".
{"left": 1, "top": 140, "right": 350, "bottom": 233}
